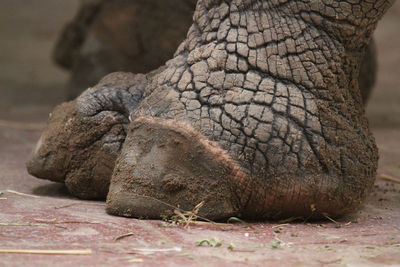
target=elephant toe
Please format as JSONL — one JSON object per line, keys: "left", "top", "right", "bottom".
{"left": 106, "top": 115, "right": 242, "bottom": 220}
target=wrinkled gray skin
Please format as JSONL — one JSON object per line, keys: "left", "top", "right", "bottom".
{"left": 28, "top": 0, "right": 394, "bottom": 220}
{"left": 55, "top": 0, "right": 376, "bottom": 103}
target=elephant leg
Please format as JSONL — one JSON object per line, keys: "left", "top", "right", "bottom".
{"left": 28, "top": 0, "right": 395, "bottom": 219}
{"left": 105, "top": 0, "right": 394, "bottom": 219}
{"left": 54, "top": 0, "right": 197, "bottom": 100}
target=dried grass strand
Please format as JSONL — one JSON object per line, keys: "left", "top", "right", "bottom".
{"left": 0, "top": 249, "right": 92, "bottom": 255}
{"left": 380, "top": 174, "right": 400, "bottom": 184}
{"left": 6, "top": 190, "right": 40, "bottom": 198}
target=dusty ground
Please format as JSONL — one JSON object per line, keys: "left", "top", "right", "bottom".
{"left": 0, "top": 0, "right": 399, "bottom": 266}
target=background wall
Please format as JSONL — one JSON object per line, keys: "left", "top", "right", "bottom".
{"left": 366, "top": 1, "right": 400, "bottom": 127}
{"left": 0, "top": 0, "right": 399, "bottom": 127}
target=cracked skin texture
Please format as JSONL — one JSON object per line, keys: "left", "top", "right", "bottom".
{"left": 56, "top": 0, "right": 376, "bottom": 102}
{"left": 27, "top": 0, "right": 394, "bottom": 220}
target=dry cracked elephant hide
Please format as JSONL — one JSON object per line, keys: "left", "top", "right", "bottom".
{"left": 56, "top": 0, "right": 376, "bottom": 104}
{"left": 28, "top": 0, "right": 394, "bottom": 220}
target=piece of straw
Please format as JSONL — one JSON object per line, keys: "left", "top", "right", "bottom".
{"left": 0, "top": 249, "right": 92, "bottom": 255}
{"left": 380, "top": 174, "right": 400, "bottom": 184}
{"left": 6, "top": 190, "right": 40, "bottom": 198}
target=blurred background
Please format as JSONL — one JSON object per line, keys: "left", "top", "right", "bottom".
{"left": 0, "top": 0, "right": 399, "bottom": 127}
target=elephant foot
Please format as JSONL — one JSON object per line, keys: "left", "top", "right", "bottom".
{"left": 106, "top": 116, "right": 242, "bottom": 220}
{"left": 26, "top": 101, "right": 123, "bottom": 199}
{"left": 27, "top": 0, "right": 394, "bottom": 220}
{"left": 26, "top": 72, "right": 146, "bottom": 199}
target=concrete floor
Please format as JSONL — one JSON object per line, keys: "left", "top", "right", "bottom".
{"left": 0, "top": 1, "right": 399, "bottom": 266}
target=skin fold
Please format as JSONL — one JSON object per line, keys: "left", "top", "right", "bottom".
{"left": 28, "top": 0, "right": 394, "bottom": 220}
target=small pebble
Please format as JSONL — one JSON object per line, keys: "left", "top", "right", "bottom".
{"left": 244, "top": 233, "right": 249, "bottom": 237}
